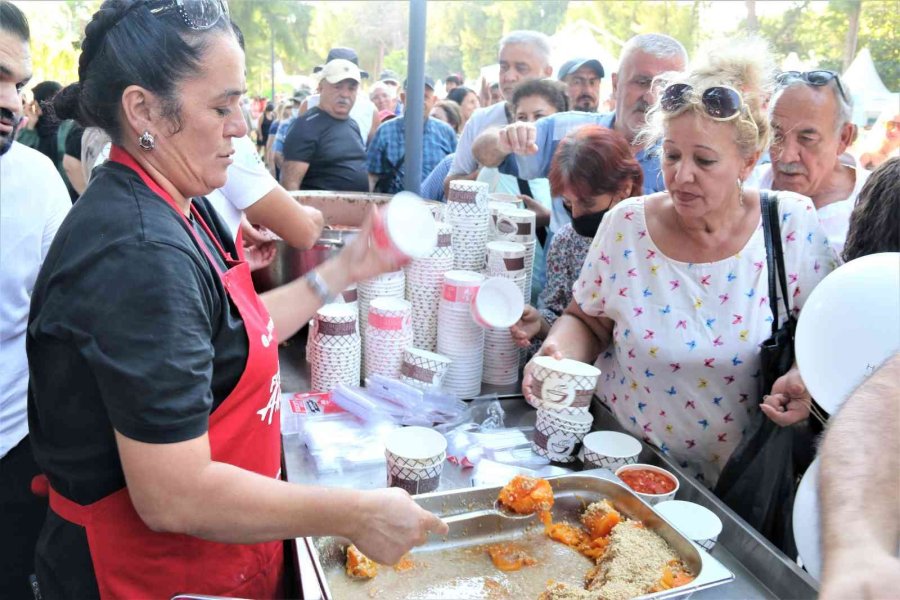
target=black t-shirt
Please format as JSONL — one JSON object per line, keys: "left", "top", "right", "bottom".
{"left": 26, "top": 161, "right": 249, "bottom": 597}
{"left": 282, "top": 106, "right": 368, "bottom": 191}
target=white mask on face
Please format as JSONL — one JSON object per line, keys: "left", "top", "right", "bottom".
{"left": 291, "top": 108, "right": 299, "bottom": 119}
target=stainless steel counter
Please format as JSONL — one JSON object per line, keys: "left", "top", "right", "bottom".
{"left": 278, "top": 342, "right": 819, "bottom": 599}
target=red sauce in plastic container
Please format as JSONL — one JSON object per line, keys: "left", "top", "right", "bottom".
{"left": 619, "top": 469, "right": 676, "bottom": 495}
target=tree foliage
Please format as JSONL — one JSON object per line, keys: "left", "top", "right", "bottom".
{"left": 11, "top": 0, "right": 898, "bottom": 99}
{"left": 228, "top": 0, "right": 314, "bottom": 96}
{"left": 757, "top": 0, "right": 898, "bottom": 90}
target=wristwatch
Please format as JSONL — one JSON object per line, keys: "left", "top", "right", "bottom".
{"left": 303, "top": 269, "right": 337, "bottom": 305}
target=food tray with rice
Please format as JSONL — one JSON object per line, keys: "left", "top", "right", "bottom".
{"left": 301, "top": 472, "right": 733, "bottom": 599}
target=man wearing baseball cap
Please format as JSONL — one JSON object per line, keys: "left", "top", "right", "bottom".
{"left": 378, "top": 70, "right": 404, "bottom": 116}
{"left": 367, "top": 76, "right": 457, "bottom": 194}
{"left": 304, "top": 47, "right": 377, "bottom": 144}
{"left": 281, "top": 57, "right": 368, "bottom": 192}
{"left": 558, "top": 57, "right": 604, "bottom": 112}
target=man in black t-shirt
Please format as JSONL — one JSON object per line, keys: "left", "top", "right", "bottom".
{"left": 281, "top": 58, "right": 368, "bottom": 192}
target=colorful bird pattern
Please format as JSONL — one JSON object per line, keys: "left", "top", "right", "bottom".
{"left": 575, "top": 194, "right": 837, "bottom": 486}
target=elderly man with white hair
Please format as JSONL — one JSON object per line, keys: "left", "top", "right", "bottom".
{"left": 442, "top": 30, "right": 554, "bottom": 193}
{"left": 473, "top": 33, "right": 688, "bottom": 234}
{"left": 751, "top": 70, "right": 867, "bottom": 256}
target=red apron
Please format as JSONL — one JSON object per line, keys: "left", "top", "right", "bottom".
{"left": 47, "top": 146, "right": 284, "bottom": 599}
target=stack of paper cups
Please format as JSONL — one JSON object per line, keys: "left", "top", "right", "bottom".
{"left": 405, "top": 222, "right": 454, "bottom": 352}
{"left": 308, "top": 304, "right": 361, "bottom": 392}
{"left": 446, "top": 180, "right": 490, "bottom": 272}
{"left": 437, "top": 270, "right": 485, "bottom": 398}
{"left": 400, "top": 348, "right": 453, "bottom": 390}
{"left": 484, "top": 240, "right": 527, "bottom": 291}
{"left": 488, "top": 192, "right": 523, "bottom": 208}
{"left": 364, "top": 297, "right": 413, "bottom": 379}
{"left": 332, "top": 284, "right": 358, "bottom": 317}
{"left": 358, "top": 270, "right": 405, "bottom": 356}
{"left": 532, "top": 408, "right": 593, "bottom": 463}
{"left": 493, "top": 207, "right": 536, "bottom": 304}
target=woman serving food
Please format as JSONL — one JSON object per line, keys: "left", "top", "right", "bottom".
{"left": 523, "top": 44, "right": 838, "bottom": 486}
{"left": 27, "top": 1, "right": 445, "bottom": 597}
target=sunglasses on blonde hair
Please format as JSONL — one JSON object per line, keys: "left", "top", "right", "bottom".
{"left": 660, "top": 83, "right": 747, "bottom": 121}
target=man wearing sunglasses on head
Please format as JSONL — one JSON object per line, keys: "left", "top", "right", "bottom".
{"left": 749, "top": 70, "right": 869, "bottom": 257}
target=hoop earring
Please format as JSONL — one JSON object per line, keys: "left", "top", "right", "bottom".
{"left": 737, "top": 178, "right": 744, "bottom": 207}
{"left": 138, "top": 131, "right": 155, "bottom": 151}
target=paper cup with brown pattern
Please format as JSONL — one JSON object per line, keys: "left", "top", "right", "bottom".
{"left": 530, "top": 356, "right": 600, "bottom": 410}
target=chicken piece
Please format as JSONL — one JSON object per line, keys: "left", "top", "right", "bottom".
{"left": 546, "top": 521, "right": 590, "bottom": 549}
{"left": 487, "top": 542, "right": 538, "bottom": 571}
{"left": 581, "top": 500, "right": 621, "bottom": 540}
{"left": 497, "top": 475, "right": 554, "bottom": 515}
{"left": 345, "top": 544, "right": 378, "bottom": 579}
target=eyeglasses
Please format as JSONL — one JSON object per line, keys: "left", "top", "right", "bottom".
{"left": 660, "top": 83, "right": 746, "bottom": 121}
{"left": 776, "top": 70, "right": 849, "bottom": 104}
{"left": 121, "top": 0, "right": 229, "bottom": 31}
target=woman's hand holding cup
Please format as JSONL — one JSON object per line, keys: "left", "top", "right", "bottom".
{"left": 522, "top": 341, "right": 564, "bottom": 406}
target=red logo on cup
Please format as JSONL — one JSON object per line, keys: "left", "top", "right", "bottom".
{"left": 368, "top": 313, "right": 405, "bottom": 330}
{"left": 442, "top": 284, "right": 477, "bottom": 303}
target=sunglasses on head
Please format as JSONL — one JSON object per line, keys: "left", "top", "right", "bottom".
{"left": 776, "top": 70, "right": 849, "bottom": 104}
{"left": 660, "top": 83, "right": 746, "bottom": 121}
{"left": 119, "top": 0, "right": 229, "bottom": 31}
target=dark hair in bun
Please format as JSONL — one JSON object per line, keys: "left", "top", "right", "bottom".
{"left": 53, "top": 0, "right": 232, "bottom": 143}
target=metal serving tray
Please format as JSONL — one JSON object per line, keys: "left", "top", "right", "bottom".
{"left": 303, "top": 472, "right": 734, "bottom": 599}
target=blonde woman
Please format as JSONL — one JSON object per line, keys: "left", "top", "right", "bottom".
{"left": 524, "top": 42, "right": 838, "bottom": 486}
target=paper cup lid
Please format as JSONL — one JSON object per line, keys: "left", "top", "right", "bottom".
{"left": 655, "top": 500, "right": 723, "bottom": 540}
{"left": 385, "top": 426, "right": 448, "bottom": 460}
{"left": 385, "top": 192, "right": 438, "bottom": 258}
{"left": 532, "top": 356, "right": 601, "bottom": 378}
{"left": 471, "top": 277, "right": 524, "bottom": 329}
{"left": 582, "top": 431, "right": 642, "bottom": 458}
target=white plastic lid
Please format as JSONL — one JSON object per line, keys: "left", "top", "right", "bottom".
{"left": 582, "top": 431, "right": 642, "bottom": 458}
{"left": 656, "top": 500, "right": 723, "bottom": 541}
{"left": 472, "top": 277, "right": 525, "bottom": 328}
{"left": 385, "top": 192, "right": 437, "bottom": 258}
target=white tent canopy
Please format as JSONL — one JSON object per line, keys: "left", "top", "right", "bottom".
{"left": 842, "top": 47, "right": 896, "bottom": 124}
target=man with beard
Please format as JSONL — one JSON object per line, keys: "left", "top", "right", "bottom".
{"left": 749, "top": 71, "right": 867, "bottom": 256}
{"left": 473, "top": 33, "right": 687, "bottom": 235}
{"left": 558, "top": 58, "right": 604, "bottom": 112}
{"left": 0, "top": 2, "right": 71, "bottom": 597}
{"left": 281, "top": 57, "right": 368, "bottom": 192}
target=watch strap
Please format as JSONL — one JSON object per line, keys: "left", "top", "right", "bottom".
{"left": 303, "top": 269, "right": 337, "bottom": 305}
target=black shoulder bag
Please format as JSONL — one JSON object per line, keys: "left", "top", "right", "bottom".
{"left": 714, "top": 191, "right": 816, "bottom": 557}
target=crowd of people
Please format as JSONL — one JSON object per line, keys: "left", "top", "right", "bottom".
{"left": 0, "top": 0, "right": 897, "bottom": 598}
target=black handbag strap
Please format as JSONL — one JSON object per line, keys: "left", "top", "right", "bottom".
{"left": 760, "top": 191, "right": 793, "bottom": 335}
{"left": 516, "top": 178, "right": 533, "bottom": 197}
